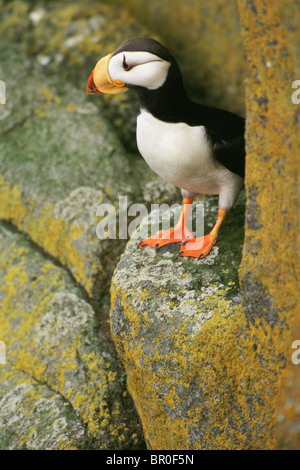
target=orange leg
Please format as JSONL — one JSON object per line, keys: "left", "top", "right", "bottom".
{"left": 179, "top": 208, "right": 227, "bottom": 259}
{"left": 139, "top": 197, "right": 194, "bottom": 251}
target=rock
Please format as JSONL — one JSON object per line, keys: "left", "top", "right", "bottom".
{"left": 0, "top": 43, "right": 134, "bottom": 298}
{"left": 0, "top": 0, "right": 154, "bottom": 152}
{"left": 276, "top": 326, "right": 300, "bottom": 450}
{"left": 0, "top": 42, "right": 155, "bottom": 301}
{"left": 237, "top": 0, "right": 300, "bottom": 450}
{"left": 0, "top": 222, "right": 145, "bottom": 450}
{"left": 0, "top": 37, "right": 175, "bottom": 300}
{"left": 0, "top": 381, "right": 85, "bottom": 450}
{"left": 111, "top": 195, "right": 247, "bottom": 449}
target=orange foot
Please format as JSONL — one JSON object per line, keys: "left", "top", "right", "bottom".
{"left": 139, "top": 226, "right": 194, "bottom": 252}
{"left": 178, "top": 233, "right": 217, "bottom": 259}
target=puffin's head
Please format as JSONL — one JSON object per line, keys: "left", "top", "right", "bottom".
{"left": 86, "top": 38, "right": 173, "bottom": 95}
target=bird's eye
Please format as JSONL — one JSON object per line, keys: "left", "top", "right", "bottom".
{"left": 122, "top": 55, "right": 131, "bottom": 71}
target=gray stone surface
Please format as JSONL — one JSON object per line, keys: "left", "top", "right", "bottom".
{"left": 0, "top": 222, "right": 145, "bottom": 450}
{"left": 110, "top": 195, "right": 246, "bottom": 449}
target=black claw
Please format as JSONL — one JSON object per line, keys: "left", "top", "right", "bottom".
{"left": 180, "top": 240, "right": 188, "bottom": 246}
{"left": 176, "top": 251, "right": 183, "bottom": 259}
{"left": 154, "top": 243, "right": 159, "bottom": 253}
{"left": 198, "top": 254, "right": 204, "bottom": 260}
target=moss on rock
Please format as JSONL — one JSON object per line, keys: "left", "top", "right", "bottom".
{"left": 237, "top": 0, "right": 300, "bottom": 450}
{"left": 0, "top": 0, "right": 153, "bottom": 152}
{"left": 0, "top": 43, "right": 144, "bottom": 299}
{"left": 0, "top": 222, "right": 145, "bottom": 449}
{"left": 110, "top": 196, "right": 252, "bottom": 449}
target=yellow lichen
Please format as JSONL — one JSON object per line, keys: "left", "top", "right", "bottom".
{"left": 0, "top": 176, "right": 94, "bottom": 295}
{"left": 0, "top": 240, "right": 129, "bottom": 448}
{"left": 39, "top": 86, "right": 61, "bottom": 105}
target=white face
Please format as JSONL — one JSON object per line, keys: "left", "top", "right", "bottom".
{"left": 108, "top": 51, "right": 171, "bottom": 90}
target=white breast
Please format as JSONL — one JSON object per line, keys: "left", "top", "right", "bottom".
{"left": 136, "top": 110, "right": 244, "bottom": 210}
{"left": 137, "top": 110, "right": 222, "bottom": 194}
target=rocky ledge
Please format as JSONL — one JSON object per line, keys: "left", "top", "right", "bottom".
{"left": 110, "top": 196, "right": 248, "bottom": 449}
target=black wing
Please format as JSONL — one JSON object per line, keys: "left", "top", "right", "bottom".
{"left": 211, "top": 135, "right": 245, "bottom": 178}
{"left": 204, "top": 106, "right": 245, "bottom": 178}
{"left": 188, "top": 102, "right": 245, "bottom": 178}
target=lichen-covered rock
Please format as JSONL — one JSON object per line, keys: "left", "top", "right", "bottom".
{"left": 0, "top": 37, "right": 176, "bottom": 299}
{"left": 237, "top": 0, "right": 300, "bottom": 450}
{"left": 0, "top": 43, "right": 151, "bottom": 299}
{"left": 0, "top": 45, "right": 120, "bottom": 297}
{"left": 110, "top": 189, "right": 296, "bottom": 449}
{"left": 0, "top": 223, "right": 145, "bottom": 450}
{"left": 0, "top": 0, "right": 153, "bottom": 152}
{"left": 276, "top": 304, "right": 300, "bottom": 450}
{"left": 0, "top": 0, "right": 149, "bottom": 82}
{"left": 237, "top": 0, "right": 299, "bottom": 322}
{"left": 110, "top": 196, "right": 251, "bottom": 450}
{"left": 0, "top": 381, "right": 85, "bottom": 450}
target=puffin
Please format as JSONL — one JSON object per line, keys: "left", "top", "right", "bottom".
{"left": 86, "top": 38, "right": 245, "bottom": 259}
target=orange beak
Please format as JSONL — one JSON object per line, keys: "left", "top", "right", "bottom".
{"left": 86, "top": 68, "right": 103, "bottom": 94}
{"left": 86, "top": 53, "right": 128, "bottom": 95}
